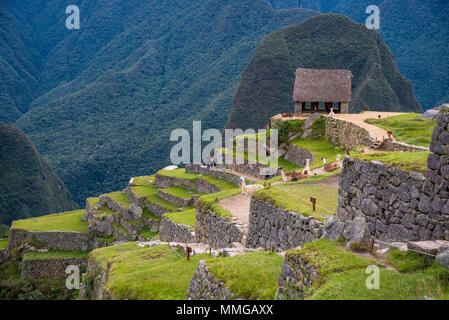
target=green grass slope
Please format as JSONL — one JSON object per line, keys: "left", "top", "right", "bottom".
{"left": 0, "top": 122, "right": 76, "bottom": 227}
{"left": 225, "top": 14, "right": 421, "bottom": 130}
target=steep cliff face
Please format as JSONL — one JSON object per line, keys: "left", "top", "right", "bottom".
{"left": 225, "top": 14, "right": 421, "bottom": 130}
{"left": 0, "top": 122, "right": 76, "bottom": 226}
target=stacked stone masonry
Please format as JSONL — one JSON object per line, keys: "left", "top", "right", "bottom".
{"left": 159, "top": 216, "right": 196, "bottom": 243}
{"left": 325, "top": 116, "right": 373, "bottom": 149}
{"left": 22, "top": 257, "right": 87, "bottom": 280}
{"left": 247, "top": 198, "right": 324, "bottom": 251}
{"left": 186, "top": 260, "right": 234, "bottom": 300}
{"left": 195, "top": 207, "right": 245, "bottom": 249}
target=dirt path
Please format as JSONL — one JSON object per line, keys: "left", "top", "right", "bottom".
{"left": 218, "top": 193, "right": 251, "bottom": 225}
{"left": 333, "top": 111, "right": 406, "bottom": 142}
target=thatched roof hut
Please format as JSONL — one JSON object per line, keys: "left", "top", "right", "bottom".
{"left": 293, "top": 68, "right": 353, "bottom": 103}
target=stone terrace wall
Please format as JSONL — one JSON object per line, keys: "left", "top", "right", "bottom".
{"left": 8, "top": 229, "right": 92, "bottom": 251}
{"left": 186, "top": 260, "right": 234, "bottom": 300}
{"left": 338, "top": 158, "right": 449, "bottom": 242}
{"left": 0, "top": 248, "right": 9, "bottom": 263}
{"left": 247, "top": 198, "right": 324, "bottom": 251}
{"left": 22, "top": 257, "right": 87, "bottom": 280}
{"left": 195, "top": 207, "right": 245, "bottom": 249}
{"left": 325, "top": 116, "right": 373, "bottom": 149}
{"left": 276, "top": 250, "right": 319, "bottom": 300}
{"left": 187, "top": 165, "right": 242, "bottom": 186}
{"left": 195, "top": 177, "right": 222, "bottom": 194}
{"left": 159, "top": 216, "right": 196, "bottom": 243}
{"left": 381, "top": 140, "right": 429, "bottom": 152}
{"left": 283, "top": 145, "right": 314, "bottom": 167}
{"left": 154, "top": 174, "right": 196, "bottom": 190}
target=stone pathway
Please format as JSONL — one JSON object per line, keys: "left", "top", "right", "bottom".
{"left": 333, "top": 111, "right": 406, "bottom": 142}
{"left": 218, "top": 193, "right": 251, "bottom": 225}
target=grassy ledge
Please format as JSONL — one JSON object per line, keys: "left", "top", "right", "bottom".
{"left": 366, "top": 113, "right": 435, "bottom": 147}
{"left": 0, "top": 239, "right": 8, "bottom": 249}
{"left": 132, "top": 176, "right": 155, "bottom": 186}
{"left": 254, "top": 184, "right": 338, "bottom": 222}
{"left": 87, "top": 197, "right": 114, "bottom": 215}
{"left": 196, "top": 189, "right": 241, "bottom": 219}
{"left": 164, "top": 209, "right": 196, "bottom": 230}
{"left": 11, "top": 210, "right": 88, "bottom": 233}
{"left": 101, "top": 191, "right": 131, "bottom": 209}
{"left": 206, "top": 251, "right": 283, "bottom": 300}
{"left": 198, "top": 175, "right": 238, "bottom": 191}
{"left": 162, "top": 186, "right": 201, "bottom": 199}
{"left": 131, "top": 185, "right": 179, "bottom": 212}
{"left": 88, "top": 243, "right": 211, "bottom": 299}
{"left": 137, "top": 228, "right": 158, "bottom": 240}
{"left": 353, "top": 151, "right": 430, "bottom": 174}
{"left": 156, "top": 168, "right": 198, "bottom": 181}
{"left": 23, "top": 250, "right": 89, "bottom": 261}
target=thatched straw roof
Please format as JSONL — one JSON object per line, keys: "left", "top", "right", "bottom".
{"left": 293, "top": 68, "right": 352, "bottom": 102}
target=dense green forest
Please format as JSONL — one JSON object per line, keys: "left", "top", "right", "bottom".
{"left": 1, "top": 0, "right": 316, "bottom": 205}
{"left": 225, "top": 14, "right": 421, "bottom": 129}
{"left": 269, "top": 0, "right": 449, "bottom": 111}
{"left": 0, "top": 122, "right": 76, "bottom": 227}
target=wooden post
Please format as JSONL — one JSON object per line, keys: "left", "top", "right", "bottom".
{"left": 378, "top": 115, "right": 381, "bottom": 119}
{"left": 186, "top": 247, "right": 192, "bottom": 260}
{"left": 310, "top": 196, "right": 317, "bottom": 212}
{"left": 370, "top": 239, "right": 375, "bottom": 251}
{"left": 387, "top": 130, "right": 393, "bottom": 142}
{"left": 364, "top": 105, "right": 368, "bottom": 111}
{"left": 271, "top": 246, "right": 274, "bottom": 253}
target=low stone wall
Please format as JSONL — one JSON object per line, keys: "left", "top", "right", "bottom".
{"left": 0, "top": 248, "right": 9, "bottom": 263}
{"left": 276, "top": 251, "right": 320, "bottom": 300}
{"left": 216, "top": 163, "right": 279, "bottom": 179}
{"left": 247, "top": 198, "right": 324, "bottom": 251}
{"left": 154, "top": 174, "right": 196, "bottom": 190}
{"left": 98, "top": 195, "right": 142, "bottom": 221}
{"left": 325, "top": 116, "right": 373, "bottom": 149}
{"left": 127, "top": 188, "right": 174, "bottom": 217}
{"left": 195, "top": 177, "right": 221, "bottom": 194}
{"left": 338, "top": 157, "right": 449, "bottom": 242}
{"left": 187, "top": 165, "right": 242, "bottom": 186}
{"left": 157, "top": 189, "right": 193, "bottom": 207}
{"left": 159, "top": 216, "right": 196, "bottom": 243}
{"left": 380, "top": 140, "right": 429, "bottom": 152}
{"left": 195, "top": 207, "right": 245, "bottom": 249}
{"left": 283, "top": 145, "right": 314, "bottom": 167}
{"left": 8, "top": 229, "right": 92, "bottom": 251}
{"left": 186, "top": 260, "right": 234, "bottom": 300}
{"left": 22, "top": 257, "right": 87, "bottom": 280}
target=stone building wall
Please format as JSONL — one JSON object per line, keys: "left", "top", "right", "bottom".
{"left": 247, "top": 198, "right": 324, "bottom": 251}
{"left": 22, "top": 257, "right": 87, "bottom": 280}
{"left": 8, "top": 229, "right": 92, "bottom": 251}
{"left": 159, "top": 216, "right": 196, "bottom": 243}
{"left": 187, "top": 165, "right": 242, "bottom": 186}
{"left": 186, "top": 260, "right": 234, "bottom": 300}
{"left": 195, "top": 207, "right": 245, "bottom": 249}
{"left": 325, "top": 116, "right": 373, "bottom": 149}
{"left": 154, "top": 174, "right": 196, "bottom": 190}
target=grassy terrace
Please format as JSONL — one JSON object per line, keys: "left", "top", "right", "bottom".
{"left": 101, "top": 191, "right": 131, "bottom": 209}
{"left": 0, "top": 239, "right": 8, "bottom": 249}
{"left": 198, "top": 174, "right": 238, "bottom": 190}
{"left": 206, "top": 251, "right": 283, "bottom": 300}
{"left": 353, "top": 151, "right": 430, "bottom": 174}
{"left": 295, "top": 239, "right": 449, "bottom": 300}
{"left": 132, "top": 176, "right": 155, "bottom": 186}
{"left": 366, "top": 113, "right": 435, "bottom": 147}
{"left": 131, "top": 185, "right": 179, "bottom": 212}
{"left": 156, "top": 168, "right": 198, "bottom": 181}
{"left": 137, "top": 228, "right": 158, "bottom": 240}
{"left": 23, "top": 250, "right": 89, "bottom": 261}
{"left": 196, "top": 189, "right": 241, "bottom": 219}
{"left": 254, "top": 183, "right": 338, "bottom": 222}
{"left": 88, "top": 243, "right": 211, "bottom": 300}
{"left": 87, "top": 197, "right": 114, "bottom": 215}
{"left": 162, "top": 186, "right": 200, "bottom": 199}
{"left": 164, "top": 209, "right": 196, "bottom": 230}
{"left": 11, "top": 210, "right": 88, "bottom": 233}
